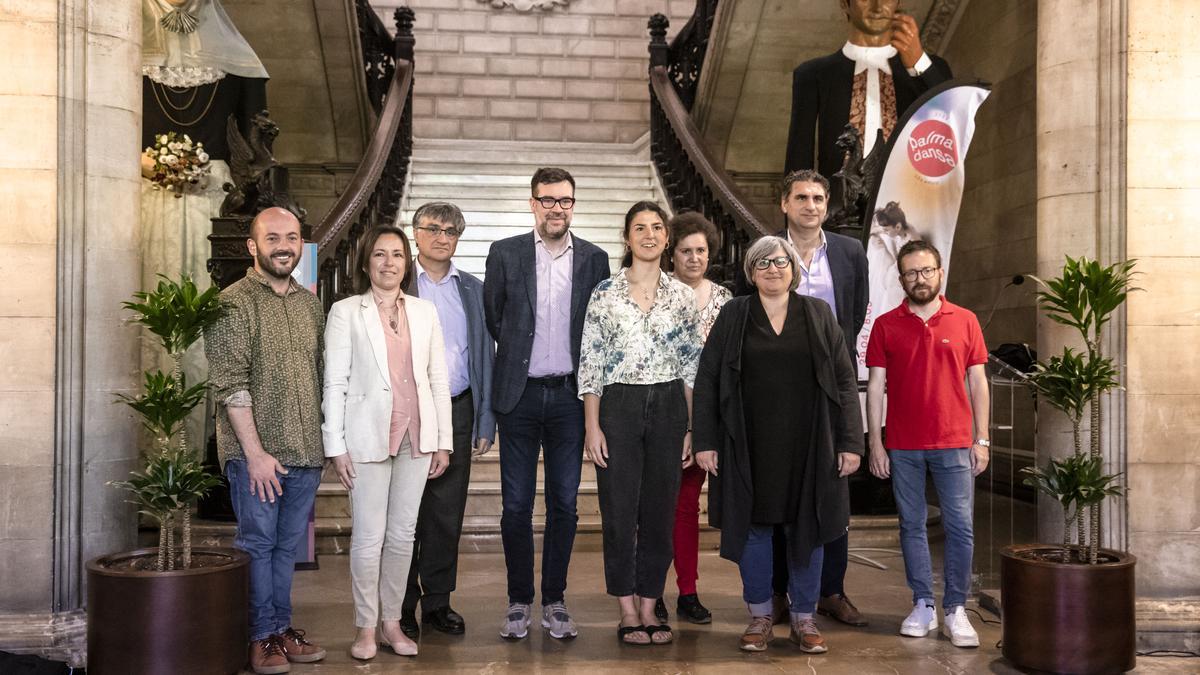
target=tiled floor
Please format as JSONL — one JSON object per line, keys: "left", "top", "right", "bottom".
{"left": 274, "top": 541, "right": 1186, "bottom": 674}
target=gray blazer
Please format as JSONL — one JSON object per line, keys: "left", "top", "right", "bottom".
{"left": 407, "top": 268, "right": 497, "bottom": 446}
{"left": 483, "top": 231, "right": 611, "bottom": 415}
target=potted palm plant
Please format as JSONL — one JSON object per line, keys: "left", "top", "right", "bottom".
{"left": 1001, "top": 256, "right": 1139, "bottom": 674}
{"left": 86, "top": 275, "right": 249, "bottom": 675}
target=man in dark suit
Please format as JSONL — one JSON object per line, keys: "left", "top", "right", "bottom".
{"left": 784, "top": 0, "right": 951, "bottom": 207}
{"left": 483, "top": 167, "right": 611, "bottom": 641}
{"left": 399, "top": 202, "right": 496, "bottom": 639}
{"left": 770, "top": 169, "right": 871, "bottom": 628}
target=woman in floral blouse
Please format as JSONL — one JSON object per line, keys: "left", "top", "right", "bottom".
{"left": 654, "top": 212, "right": 731, "bottom": 627}
{"left": 577, "top": 201, "right": 703, "bottom": 646}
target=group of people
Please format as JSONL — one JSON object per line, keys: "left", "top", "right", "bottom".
{"left": 205, "top": 163, "right": 991, "bottom": 674}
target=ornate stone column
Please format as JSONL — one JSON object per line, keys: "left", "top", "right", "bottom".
{"left": 1035, "top": 0, "right": 1126, "bottom": 549}
{"left": 1122, "top": 0, "right": 1200, "bottom": 652}
{"left": 0, "top": 0, "right": 142, "bottom": 665}
{"left": 1038, "top": 0, "right": 1200, "bottom": 651}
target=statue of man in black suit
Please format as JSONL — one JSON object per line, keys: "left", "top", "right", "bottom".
{"left": 784, "top": 1, "right": 952, "bottom": 208}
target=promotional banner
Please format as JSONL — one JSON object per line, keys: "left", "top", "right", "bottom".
{"left": 856, "top": 80, "right": 991, "bottom": 376}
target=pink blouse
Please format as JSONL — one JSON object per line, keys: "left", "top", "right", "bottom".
{"left": 376, "top": 292, "right": 421, "bottom": 458}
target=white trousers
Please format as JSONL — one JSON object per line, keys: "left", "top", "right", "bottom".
{"left": 349, "top": 437, "right": 431, "bottom": 627}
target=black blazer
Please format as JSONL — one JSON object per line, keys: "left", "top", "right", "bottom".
{"left": 733, "top": 230, "right": 868, "bottom": 362}
{"left": 406, "top": 268, "right": 497, "bottom": 446}
{"left": 783, "top": 50, "right": 952, "bottom": 180}
{"left": 483, "top": 232, "right": 611, "bottom": 415}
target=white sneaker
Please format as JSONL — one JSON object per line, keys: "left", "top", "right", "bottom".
{"left": 899, "top": 599, "right": 938, "bottom": 637}
{"left": 942, "top": 606, "right": 980, "bottom": 648}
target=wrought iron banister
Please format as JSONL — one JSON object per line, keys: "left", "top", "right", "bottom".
{"left": 662, "top": 0, "right": 717, "bottom": 111}
{"left": 313, "top": 4, "right": 415, "bottom": 312}
{"left": 648, "top": 11, "right": 770, "bottom": 284}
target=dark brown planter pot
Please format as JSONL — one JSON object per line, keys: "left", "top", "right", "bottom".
{"left": 1000, "top": 544, "right": 1136, "bottom": 674}
{"left": 87, "top": 547, "right": 249, "bottom": 675}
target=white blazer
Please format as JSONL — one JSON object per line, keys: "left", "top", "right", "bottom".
{"left": 322, "top": 291, "right": 453, "bottom": 462}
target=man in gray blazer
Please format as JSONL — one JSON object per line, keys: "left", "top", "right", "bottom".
{"left": 400, "top": 202, "right": 497, "bottom": 639}
{"left": 483, "top": 167, "right": 611, "bottom": 640}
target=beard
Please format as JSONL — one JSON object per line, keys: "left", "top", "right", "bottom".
{"left": 536, "top": 213, "right": 571, "bottom": 240}
{"left": 257, "top": 247, "right": 300, "bottom": 280}
{"left": 904, "top": 280, "right": 941, "bottom": 306}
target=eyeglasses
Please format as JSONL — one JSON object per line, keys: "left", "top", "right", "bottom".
{"left": 901, "top": 266, "right": 940, "bottom": 281}
{"left": 753, "top": 256, "right": 793, "bottom": 270}
{"left": 415, "top": 225, "right": 461, "bottom": 239}
{"left": 535, "top": 196, "right": 576, "bottom": 209}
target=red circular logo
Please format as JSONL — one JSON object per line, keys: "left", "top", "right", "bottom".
{"left": 907, "top": 119, "right": 958, "bottom": 178}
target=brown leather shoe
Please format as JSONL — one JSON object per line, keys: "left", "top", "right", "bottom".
{"left": 789, "top": 616, "right": 828, "bottom": 653}
{"left": 277, "top": 627, "right": 326, "bottom": 663}
{"left": 817, "top": 593, "right": 868, "bottom": 627}
{"left": 249, "top": 636, "right": 290, "bottom": 674}
{"left": 771, "top": 593, "right": 789, "bottom": 625}
{"left": 740, "top": 616, "right": 775, "bottom": 652}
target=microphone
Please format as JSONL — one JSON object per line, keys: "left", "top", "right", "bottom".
{"left": 981, "top": 275, "right": 1025, "bottom": 333}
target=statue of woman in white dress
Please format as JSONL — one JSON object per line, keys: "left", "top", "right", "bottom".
{"left": 140, "top": 0, "right": 269, "bottom": 446}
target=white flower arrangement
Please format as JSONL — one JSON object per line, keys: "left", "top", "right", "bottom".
{"left": 143, "top": 132, "right": 211, "bottom": 197}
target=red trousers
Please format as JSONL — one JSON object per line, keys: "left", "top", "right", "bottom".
{"left": 671, "top": 464, "right": 707, "bottom": 594}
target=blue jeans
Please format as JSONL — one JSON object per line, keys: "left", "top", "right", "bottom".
{"left": 497, "top": 379, "right": 584, "bottom": 605}
{"left": 739, "top": 524, "right": 824, "bottom": 616}
{"left": 889, "top": 448, "right": 975, "bottom": 609}
{"left": 225, "top": 460, "right": 322, "bottom": 641}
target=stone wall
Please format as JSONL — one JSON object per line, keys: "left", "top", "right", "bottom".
{"left": 373, "top": 0, "right": 693, "bottom": 143}
{"left": 1124, "top": 0, "right": 1200, "bottom": 620}
{"left": 939, "top": 0, "right": 1038, "bottom": 349}
{"left": 938, "top": 2, "right": 1039, "bottom": 460}
{"left": 0, "top": 0, "right": 142, "bottom": 663}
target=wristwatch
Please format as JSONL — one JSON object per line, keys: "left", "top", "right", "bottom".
{"left": 974, "top": 438, "right": 991, "bottom": 448}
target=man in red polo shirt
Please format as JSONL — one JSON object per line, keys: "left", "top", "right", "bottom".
{"left": 865, "top": 240, "right": 990, "bottom": 649}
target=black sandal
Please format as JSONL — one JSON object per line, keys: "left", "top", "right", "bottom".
{"left": 645, "top": 623, "right": 674, "bottom": 644}
{"left": 617, "top": 624, "right": 650, "bottom": 645}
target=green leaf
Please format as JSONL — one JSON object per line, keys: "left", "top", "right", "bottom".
{"left": 123, "top": 274, "right": 224, "bottom": 356}
{"left": 115, "top": 370, "right": 208, "bottom": 440}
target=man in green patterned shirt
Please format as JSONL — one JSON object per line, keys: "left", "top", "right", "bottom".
{"left": 205, "top": 207, "right": 327, "bottom": 674}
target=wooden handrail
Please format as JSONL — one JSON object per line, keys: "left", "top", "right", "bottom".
{"left": 312, "top": 58, "right": 412, "bottom": 254}
{"left": 311, "top": 4, "right": 416, "bottom": 312}
{"left": 649, "top": 65, "right": 770, "bottom": 239}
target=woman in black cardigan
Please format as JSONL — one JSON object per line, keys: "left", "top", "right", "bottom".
{"left": 692, "top": 236, "right": 864, "bottom": 654}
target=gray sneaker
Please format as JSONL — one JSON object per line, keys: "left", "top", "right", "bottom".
{"left": 541, "top": 601, "right": 578, "bottom": 639}
{"left": 500, "top": 602, "right": 532, "bottom": 640}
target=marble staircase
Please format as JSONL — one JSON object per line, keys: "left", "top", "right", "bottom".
{"left": 398, "top": 136, "right": 671, "bottom": 278}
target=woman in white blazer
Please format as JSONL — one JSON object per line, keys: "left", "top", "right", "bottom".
{"left": 322, "top": 225, "right": 453, "bottom": 660}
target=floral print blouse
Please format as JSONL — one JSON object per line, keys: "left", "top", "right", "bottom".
{"left": 577, "top": 269, "right": 704, "bottom": 398}
{"left": 694, "top": 279, "right": 732, "bottom": 341}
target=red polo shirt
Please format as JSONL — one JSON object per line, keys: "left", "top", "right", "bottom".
{"left": 865, "top": 297, "right": 987, "bottom": 450}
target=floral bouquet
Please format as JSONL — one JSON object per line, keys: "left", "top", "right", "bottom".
{"left": 143, "top": 132, "right": 211, "bottom": 197}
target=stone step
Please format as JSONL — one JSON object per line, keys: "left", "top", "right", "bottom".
{"left": 315, "top": 479, "right": 606, "bottom": 519}
{"left": 407, "top": 184, "right": 657, "bottom": 202}
{"left": 174, "top": 509, "right": 918, "bottom": 557}
{"left": 413, "top": 173, "right": 652, "bottom": 189}
{"left": 411, "top": 138, "right": 649, "bottom": 167}
{"left": 411, "top": 161, "right": 652, "bottom": 179}
{"left": 406, "top": 210, "right": 629, "bottom": 230}
{"left": 423, "top": 237, "right": 625, "bottom": 261}
{"left": 410, "top": 197, "right": 638, "bottom": 215}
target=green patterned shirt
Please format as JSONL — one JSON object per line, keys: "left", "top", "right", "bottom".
{"left": 205, "top": 268, "right": 325, "bottom": 468}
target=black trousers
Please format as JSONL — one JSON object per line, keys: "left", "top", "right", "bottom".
{"left": 403, "top": 391, "right": 474, "bottom": 614}
{"left": 595, "top": 381, "right": 687, "bottom": 598}
{"left": 773, "top": 529, "right": 849, "bottom": 598}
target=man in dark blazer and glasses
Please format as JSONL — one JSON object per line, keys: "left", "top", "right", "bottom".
{"left": 483, "top": 167, "right": 611, "bottom": 641}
